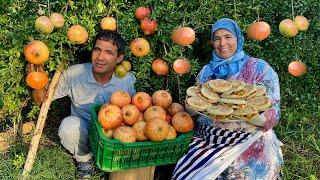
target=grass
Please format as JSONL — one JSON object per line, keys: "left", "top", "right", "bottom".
{"left": 0, "top": 100, "right": 319, "bottom": 179}
{"left": 276, "top": 103, "right": 320, "bottom": 180}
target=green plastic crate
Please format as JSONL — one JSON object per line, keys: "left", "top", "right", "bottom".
{"left": 89, "top": 104, "right": 193, "bottom": 172}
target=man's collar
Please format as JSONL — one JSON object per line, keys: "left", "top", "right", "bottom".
{"left": 87, "top": 63, "right": 117, "bottom": 86}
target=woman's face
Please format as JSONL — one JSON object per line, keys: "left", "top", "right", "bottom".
{"left": 212, "top": 29, "right": 237, "bottom": 59}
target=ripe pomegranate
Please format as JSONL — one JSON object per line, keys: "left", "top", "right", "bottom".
{"left": 140, "top": 18, "right": 158, "bottom": 35}
{"left": 135, "top": 6, "right": 151, "bottom": 20}
{"left": 171, "top": 27, "right": 196, "bottom": 46}
{"left": 279, "top": 19, "right": 298, "bottom": 38}
{"left": 113, "top": 126, "right": 137, "bottom": 143}
{"left": 132, "top": 92, "right": 152, "bottom": 112}
{"left": 114, "top": 64, "right": 128, "bottom": 78}
{"left": 67, "top": 24, "right": 89, "bottom": 44}
{"left": 32, "top": 88, "right": 46, "bottom": 106}
{"left": 24, "top": 40, "right": 50, "bottom": 65}
{"left": 110, "top": 90, "right": 131, "bottom": 108}
{"left": 100, "top": 16, "right": 117, "bottom": 31}
{"left": 98, "top": 104, "right": 123, "bottom": 130}
{"left": 122, "top": 104, "right": 140, "bottom": 125}
{"left": 26, "top": 71, "right": 49, "bottom": 90}
{"left": 152, "top": 90, "right": 172, "bottom": 110}
{"left": 121, "top": 60, "right": 132, "bottom": 71}
{"left": 145, "top": 117, "right": 169, "bottom": 142}
{"left": 288, "top": 60, "right": 307, "bottom": 77}
{"left": 294, "top": 15, "right": 309, "bottom": 31}
{"left": 132, "top": 121, "right": 148, "bottom": 141}
{"left": 130, "top": 38, "right": 150, "bottom": 57}
{"left": 246, "top": 21, "right": 271, "bottom": 41}
{"left": 50, "top": 12, "right": 65, "bottom": 28}
{"left": 102, "top": 129, "right": 114, "bottom": 139}
{"left": 173, "top": 58, "right": 191, "bottom": 75}
{"left": 172, "top": 112, "right": 194, "bottom": 133}
{"left": 152, "top": 58, "right": 169, "bottom": 76}
{"left": 35, "top": 16, "right": 54, "bottom": 34}
{"left": 168, "top": 102, "right": 184, "bottom": 116}
{"left": 166, "top": 125, "right": 177, "bottom": 140}
{"left": 143, "top": 106, "right": 167, "bottom": 121}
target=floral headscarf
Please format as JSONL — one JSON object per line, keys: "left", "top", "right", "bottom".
{"left": 197, "top": 18, "right": 250, "bottom": 83}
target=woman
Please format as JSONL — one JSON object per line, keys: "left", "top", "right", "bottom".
{"left": 172, "top": 18, "right": 283, "bottom": 180}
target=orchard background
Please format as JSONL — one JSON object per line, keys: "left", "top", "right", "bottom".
{"left": 0, "top": 0, "right": 319, "bottom": 179}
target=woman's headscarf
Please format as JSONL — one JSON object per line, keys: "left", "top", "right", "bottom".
{"left": 197, "top": 18, "right": 250, "bottom": 83}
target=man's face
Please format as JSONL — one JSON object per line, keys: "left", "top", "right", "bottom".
{"left": 91, "top": 39, "right": 123, "bottom": 75}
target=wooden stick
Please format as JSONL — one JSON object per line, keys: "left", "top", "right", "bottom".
{"left": 21, "top": 68, "right": 63, "bottom": 178}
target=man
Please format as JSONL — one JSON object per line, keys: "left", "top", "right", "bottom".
{"left": 53, "top": 30, "right": 136, "bottom": 179}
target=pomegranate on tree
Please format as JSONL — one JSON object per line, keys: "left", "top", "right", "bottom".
{"left": 130, "top": 38, "right": 150, "bottom": 57}
{"left": 288, "top": 60, "right": 307, "bottom": 77}
{"left": 246, "top": 21, "right": 271, "bottom": 41}
{"left": 173, "top": 58, "right": 191, "bottom": 75}
{"left": 35, "top": 16, "right": 54, "bottom": 34}
{"left": 114, "top": 64, "right": 128, "bottom": 78}
{"left": 171, "top": 27, "right": 196, "bottom": 46}
{"left": 135, "top": 6, "right": 151, "bottom": 20}
{"left": 100, "top": 16, "right": 117, "bottom": 31}
{"left": 279, "top": 19, "right": 298, "bottom": 38}
{"left": 140, "top": 18, "right": 158, "bottom": 35}
{"left": 24, "top": 40, "right": 50, "bottom": 65}
{"left": 294, "top": 15, "right": 309, "bottom": 31}
{"left": 67, "top": 24, "right": 89, "bottom": 44}
{"left": 26, "top": 71, "right": 49, "bottom": 90}
{"left": 50, "top": 12, "right": 65, "bottom": 28}
{"left": 121, "top": 60, "right": 132, "bottom": 71}
{"left": 152, "top": 58, "right": 169, "bottom": 76}
{"left": 32, "top": 88, "right": 46, "bottom": 106}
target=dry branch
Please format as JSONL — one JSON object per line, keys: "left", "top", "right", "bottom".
{"left": 21, "top": 67, "right": 63, "bottom": 178}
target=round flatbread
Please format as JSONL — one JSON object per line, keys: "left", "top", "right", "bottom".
{"left": 228, "top": 80, "right": 245, "bottom": 92}
{"left": 232, "top": 107, "right": 259, "bottom": 121}
{"left": 200, "top": 84, "right": 220, "bottom": 103}
{"left": 219, "top": 97, "right": 247, "bottom": 108}
{"left": 207, "top": 79, "right": 232, "bottom": 93}
{"left": 221, "top": 80, "right": 246, "bottom": 98}
{"left": 254, "top": 85, "right": 266, "bottom": 97}
{"left": 186, "top": 85, "right": 201, "bottom": 97}
{"left": 186, "top": 96, "right": 211, "bottom": 112}
{"left": 243, "top": 84, "right": 257, "bottom": 98}
{"left": 221, "top": 88, "right": 248, "bottom": 99}
{"left": 207, "top": 104, "right": 234, "bottom": 116}
{"left": 247, "top": 96, "right": 271, "bottom": 112}
{"left": 207, "top": 104, "right": 234, "bottom": 121}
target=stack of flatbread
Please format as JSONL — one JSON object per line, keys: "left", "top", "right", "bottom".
{"left": 186, "top": 79, "right": 271, "bottom": 122}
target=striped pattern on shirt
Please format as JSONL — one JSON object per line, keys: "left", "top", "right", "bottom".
{"left": 172, "top": 124, "right": 252, "bottom": 180}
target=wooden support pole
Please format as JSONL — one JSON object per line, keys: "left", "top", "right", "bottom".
{"left": 21, "top": 68, "right": 63, "bottom": 178}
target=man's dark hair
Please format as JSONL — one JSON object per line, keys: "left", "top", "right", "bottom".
{"left": 95, "top": 30, "right": 126, "bottom": 55}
